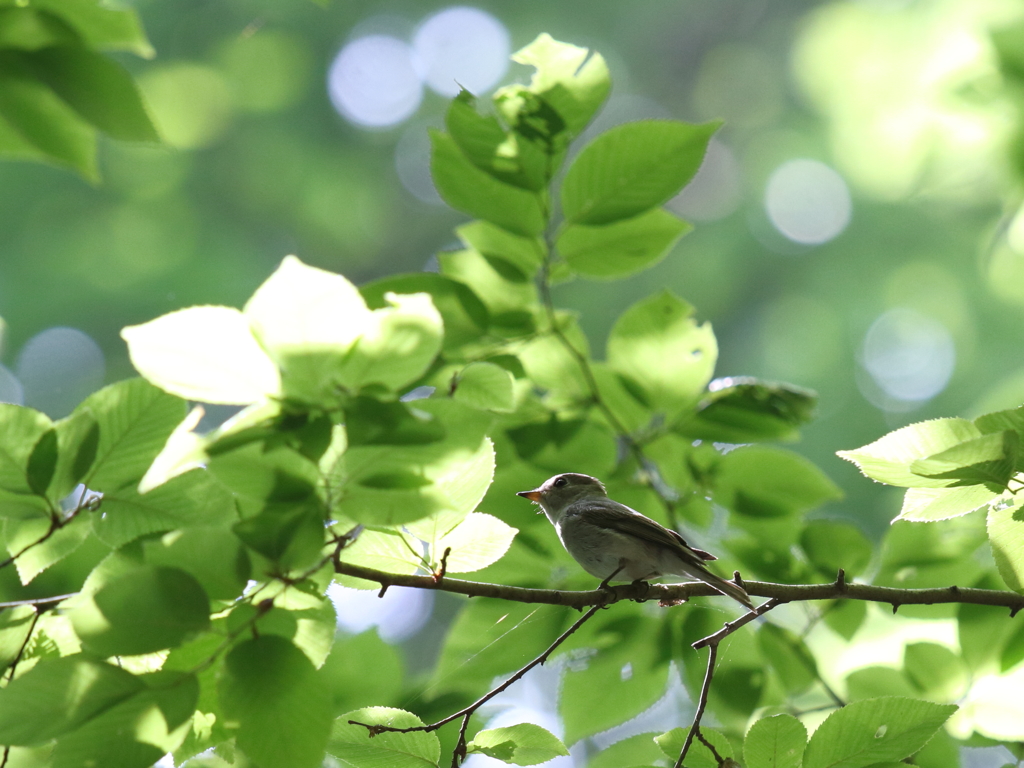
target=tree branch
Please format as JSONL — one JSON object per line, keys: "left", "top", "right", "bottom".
{"left": 350, "top": 604, "right": 603, "bottom": 765}
{"left": 676, "top": 599, "right": 784, "bottom": 768}
{"left": 334, "top": 559, "right": 1024, "bottom": 613}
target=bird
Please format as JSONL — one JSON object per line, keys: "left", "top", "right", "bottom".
{"left": 517, "top": 472, "right": 754, "bottom": 609}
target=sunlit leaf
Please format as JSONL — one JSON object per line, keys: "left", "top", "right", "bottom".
{"left": 743, "top": 714, "right": 807, "bottom": 768}
{"left": 677, "top": 377, "right": 817, "bottom": 443}
{"left": 68, "top": 565, "right": 210, "bottom": 656}
{"left": 897, "top": 485, "right": 1004, "bottom": 522}
{"left": 606, "top": 290, "right": 717, "bottom": 416}
{"left": 219, "top": 636, "right": 332, "bottom": 768}
{"left": 467, "top": 723, "right": 569, "bottom": 766}
{"left": 557, "top": 208, "right": 690, "bottom": 279}
{"left": 837, "top": 419, "right": 983, "bottom": 489}
{"left": 52, "top": 671, "right": 197, "bottom": 768}
{"left": 329, "top": 707, "right": 440, "bottom": 768}
{"left": 122, "top": 306, "right": 280, "bottom": 405}
{"left": 433, "top": 512, "right": 517, "bottom": 573}
{"left": 988, "top": 498, "right": 1024, "bottom": 593}
{"left": 561, "top": 119, "right": 719, "bottom": 225}
{"left": 655, "top": 726, "right": 733, "bottom": 768}
{"left": 6, "top": 513, "right": 90, "bottom": 585}
{"left": 909, "top": 430, "right": 1017, "bottom": 488}
{"left": 0, "top": 655, "right": 144, "bottom": 745}
{"left": 431, "top": 129, "right": 546, "bottom": 237}
{"left": 904, "top": 643, "right": 968, "bottom": 702}
{"left": 499, "top": 33, "right": 610, "bottom": 138}
{"left": 802, "top": 697, "right": 957, "bottom": 768}
{"left": 456, "top": 220, "right": 545, "bottom": 281}
{"left": 453, "top": 362, "right": 515, "bottom": 413}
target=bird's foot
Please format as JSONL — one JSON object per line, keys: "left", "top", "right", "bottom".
{"left": 597, "top": 564, "right": 626, "bottom": 606}
{"left": 630, "top": 579, "right": 652, "bottom": 602}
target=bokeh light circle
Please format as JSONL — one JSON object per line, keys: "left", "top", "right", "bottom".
{"left": 0, "top": 364, "right": 23, "bottom": 405}
{"left": 861, "top": 308, "right": 955, "bottom": 406}
{"left": 328, "top": 583, "right": 434, "bottom": 643}
{"left": 412, "top": 7, "right": 510, "bottom": 97}
{"left": 328, "top": 35, "right": 423, "bottom": 128}
{"left": 16, "top": 327, "right": 105, "bottom": 418}
{"left": 764, "top": 158, "right": 852, "bottom": 245}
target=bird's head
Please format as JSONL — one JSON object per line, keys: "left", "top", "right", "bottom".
{"left": 517, "top": 473, "right": 607, "bottom": 520}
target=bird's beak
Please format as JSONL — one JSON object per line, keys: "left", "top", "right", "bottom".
{"left": 517, "top": 489, "right": 543, "bottom": 503}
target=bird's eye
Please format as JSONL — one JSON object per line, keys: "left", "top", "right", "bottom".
{"left": 553, "top": 476, "right": 568, "bottom": 488}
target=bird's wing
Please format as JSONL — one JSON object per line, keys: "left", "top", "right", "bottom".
{"left": 579, "top": 503, "right": 717, "bottom": 562}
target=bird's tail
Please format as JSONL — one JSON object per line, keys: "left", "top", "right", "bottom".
{"left": 694, "top": 567, "right": 755, "bottom": 610}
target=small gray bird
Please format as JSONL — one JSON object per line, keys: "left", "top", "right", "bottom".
{"left": 518, "top": 472, "right": 754, "bottom": 609}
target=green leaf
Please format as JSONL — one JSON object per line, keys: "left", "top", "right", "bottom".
{"left": 758, "top": 624, "right": 818, "bottom": 695}
{"left": 343, "top": 399, "right": 445, "bottom": 447}
{"left": 587, "top": 732, "right": 667, "bottom": 768}
{"left": 909, "top": 430, "right": 1018, "bottom": 488}
{"left": 715, "top": 446, "right": 843, "bottom": 518}
{"left": 0, "top": 53, "right": 97, "bottom": 180}
{"left": 219, "top": 636, "right": 332, "bottom": 768}
{"left": 0, "top": 655, "right": 144, "bottom": 745}
{"left": 52, "top": 671, "right": 198, "bottom": 768}
{"left": 988, "top": 498, "right": 1024, "bottom": 593}
{"left": 453, "top": 362, "right": 515, "bottom": 412}
{"left": 0, "top": 606, "right": 37, "bottom": 673}
{"left": 433, "top": 512, "right": 517, "bottom": 573}
{"left": 467, "top": 723, "right": 569, "bottom": 766}
{"left": 456, "top": 220, "right": 545, "bottom": 281}
{"left": 143, "top": 526, "right": 251, "bottom": 601}
{"left": 50, "top": 408, "right": 99, "bottom": 501}
{"left": 837, "top": 419, "right": 983, "bottom": 489}
{"left": 25, "top": 428, "right": 57, "bottom": 497}
{"left": 334, "top": 529, "right": 422, "bottom": 589}
{"left": 17, "top": 46, "right": 158, "bottom": 140}
{"left": 94, "top": 468, "right": 236, "bottom": 549}
{"left": 0, "top": 404, "right": 53, "bottom": 497}
{"left": 1002, "top": 618, "right": 1024, "bottom": 671}
{"left": 802, "top": 697, "right": 957, "bottom": 768}
{"left": 801, "top": 520, "right": 872, "bottom": 577}
{"left": 329, "top": 707, "right": 440, "bottom": 768}
{"left": 500, "top": 34, "right": 610, "bottom": 138}
{"left": 677, "top": 377, "right": 818, "bottom": 443}
{"left": 896, "top": 485, "right": 1003, "bottom": 522}
{"left": 80, "top": 378, "right": 187, "bottom": 493}
{"left": 6, "top": 513, "right": 91, "bottom": 585}
{"left": 447, "top": 89, "right": 547, "bottom": 191}
{"left": 655, "top": 726, "right": 733, "bottom": 768}
{"left": 439, "top": 247, "right": 538, "bottom": 336}
{"left": 335, "top": 401, "right": 494, "bottom": 527}
{"left": 68, "top": 565, "right": 210, "bottom": 656}
{"left": 430, "top": 129, "right": 546, "bottom": 237}
{"left": 825, "top": 599, "right": 867, "bottom": 640}
{"left": 29, "top": 0, "right": 154, "bottom": 57}
{"left": 122, "top": 305, "right": 280, "bottom": 405}
{"left": 232, "top": 500, "right": 326, "bottom": 571}
{"left": 903, "top": 643, "right": 968, "bottom": 701}
{"left": 743, "top": 714, "right": 807, "bottom": 768}
{"left": 507, "top": 416, "right": 617, "bottom": 478}
{"left": 208, "top": 440, "right": 319, "bottom": 503}
{"left": 361, "top": 272, "right": 490, "bottom": 354}
{"left": 0, "top": 9, "right": 77, "bottom": 51}
{"left": 606, "top": 290, "right": 717, "bottom": 416}
{"left": 557, "top": 208, "right": 690, "bottom": 279}
{"left": 561, "top": 119, "right": 719, "bottom": 225}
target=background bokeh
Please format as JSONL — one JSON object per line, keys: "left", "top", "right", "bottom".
{"left": 6, "top": 1, "right": 1024, "bottom": 765}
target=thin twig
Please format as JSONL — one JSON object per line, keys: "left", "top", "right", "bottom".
{"left": 333, "top": 560, "right": 1024, "bottom": 613}
{"left": 451, "top": 713, "right": 472, "bottom": 768}
{"left": 0, "top": 489, "right": 91, "bottom": 573}
{"left": 676, "top": 599, "right": 784, "bottom": 768}
{"left": 350, "top": 605, "right": 603, "bottom": 741}
{"left": 0, "top": 593, "right": 78, "bottom": 610}
{"left": 674, "top": 643, "right": 718, "bottom": 768}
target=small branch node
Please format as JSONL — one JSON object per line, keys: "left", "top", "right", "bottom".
{"left": 435, "top": 547, "right": 452, "bottom": 583}
{"left": 732, "top": 571, "right": 744, "bottom": 589}
{"left": 835, "top": 568, "right": 846, "bottom": 591}
{"left": 949, "top": 585, "right": 960, "bottom": 594}
{"left": 891, "top": 603, "right": 900, "bottom": 614}
{"left": 377, "top": 584, "right": 389, "bottom": 599}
